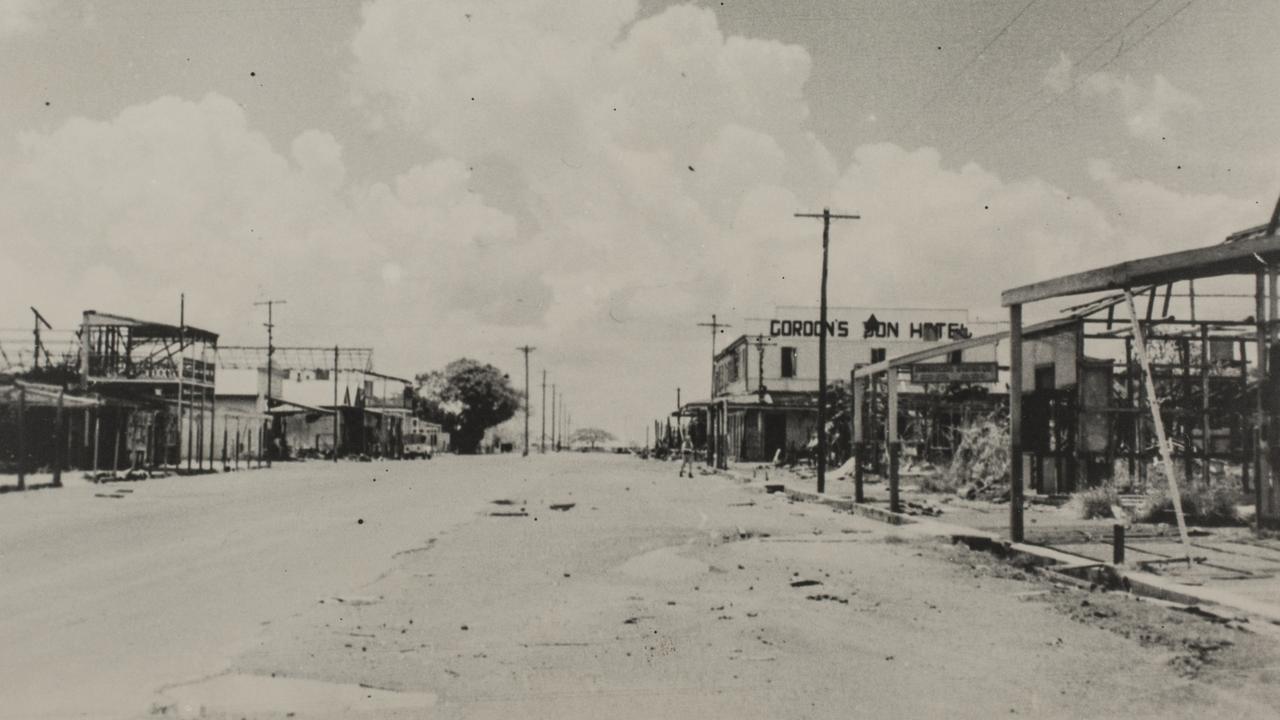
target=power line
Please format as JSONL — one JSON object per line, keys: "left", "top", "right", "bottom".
{"left": 957, "top": 0, "right": 1184, "bottom": 154}
{"left": 516, "top": 345, "right": 535, "bottom": 457}
{"left": 901, "top": 0, "right": 1040, "bottom": 135}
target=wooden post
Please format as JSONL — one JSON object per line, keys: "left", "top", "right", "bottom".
{"left": 196, "top": 387, "right": 205, "bottom": 471}
{"left": 1125, "top": 289, "right": 1192, "bottom": 563}
{"left": 209, "top": 371, "right": 218, "bottom": 471}
{"left": 112, "top": 408, "right": 122, "bottom": 474}
{"left": 333, "top": 345, "right": 340, "bottom": 462}
{"left": 234, "top": 421, "right": 241, "bottom": 470}
{"left": 52, "top": 389, "right": 65, "bottom": 487}
{"left": 1200, "top": 325, "right": 1211, "bottom": 486}
{"left": 1258, "top": 273, "right": 1270, "bottom": 531}
{"left": 1112, "top": 524, "right": 1125, "bottom": 565}
{"left": 16, "top": 387, "right": 26, "bottom": 491}
{"left": 853, "top": 372, "right": 865, "bottom": 503}
{"left": 887, "top": 367, "right": 900, "bottom": 513}
{"left": 222, "top": 425, "right": 228, "bottom": 471}
{"left": 186, "top": 384, "right": 194, "bottom": 473}
{"left": 1009, "top": 304, "right": 1024, "bottom": 543}
{"left": 1180, "top": 338, "right": 1193, "bottom": 485}
{"left": 92, "top": 413, "right": 101, "bottom": 473}
{"left": 1240, "top": 338, "right": 1251, "bottom": 493}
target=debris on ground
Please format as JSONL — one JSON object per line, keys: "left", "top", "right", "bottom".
{"left": 548, "top": 503, "right": 576, "bottom": 511}
{"left": 806, "top": 594, "right": 849, "bottom": 604}
{"left": 790, "top": 579, "right": 822, "bottom": 588}
{"left": 903, "top": 500, "right": 943, "bottom": 517}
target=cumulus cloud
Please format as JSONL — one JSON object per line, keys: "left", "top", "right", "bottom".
{"left": 1042, "top": 52, "right": 1072, "bottom": 94}
{"left": 3, "top": 2, "right": 1267, "bottom": 439}
{"left": 1082, "top": 72, "right": 1202, "bottom": 142}
{"left": 0, "top": 93, "right": 529, "bottom": 353}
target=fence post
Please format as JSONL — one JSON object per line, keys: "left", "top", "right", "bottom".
{"left": 16, "top": 387, "right": 26, "bottom": 491}
{"left": 52, "top": 389, "right": 65, "bottom": 487}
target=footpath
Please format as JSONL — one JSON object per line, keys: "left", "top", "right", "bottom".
{"left": 704, "top": 460, "right": 1280, "bottom": 632}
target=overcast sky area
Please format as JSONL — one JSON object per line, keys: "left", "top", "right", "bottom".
{"left": 2, "top": 0, "right": 1277, "bottom": 441}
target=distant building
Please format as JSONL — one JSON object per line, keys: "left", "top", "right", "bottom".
{"left": 700, "top": 306, "right": 998, "bottom": 463}
{"left": 214, "top": 347, "right": 413, "bottom": 459}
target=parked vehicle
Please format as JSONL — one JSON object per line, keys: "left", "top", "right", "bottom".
{"left": 403, "top": 432, "right": 435, "bottom": 459}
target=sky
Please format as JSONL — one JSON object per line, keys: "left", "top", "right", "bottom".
{"left": 1, "top": 0, "right": 1277, "bottom": 442}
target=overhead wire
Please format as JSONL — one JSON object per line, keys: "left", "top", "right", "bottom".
{"left": 955, "top": 0, "right": 1194, "bottom": 155}
{"left": 904, "top": 0, "right": 1041, "bottom": 131}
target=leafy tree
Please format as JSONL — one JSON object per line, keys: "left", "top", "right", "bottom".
{"left": 570, "top": 427, "right": 615, "bottom": 449}
{"left": 416, "top": 359, "right": 522, "bottom": 453}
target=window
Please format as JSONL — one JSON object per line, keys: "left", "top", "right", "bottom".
{"left": 315, "top": 369, "right": 329, "bottom": 380}
{"left": 781, "top": 347, "right": 797, "bottom": 378}
{"left": 871, "top": 348, "right": 886, "bottom": 363}
{"left": 947, "top": 350, "right": 963, "bottom": 364}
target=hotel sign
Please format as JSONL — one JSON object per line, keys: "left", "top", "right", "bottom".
{"left": 762, "top": 307, "right": 971, "bottom": 342}
{"left": 909, "top": 362, "right": 998, "bottom": 385}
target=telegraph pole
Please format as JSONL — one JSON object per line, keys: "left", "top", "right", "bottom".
{"left": 540, "top": 369, "right": 547, "bottom": 453}
{"left": 675, "top": 387, "right": 681, "bottom": 444}
{"left": 29, "top": 307, "right": 51, "bottom": 370}
{"left": 551, "top": 383, "right": 557, "bottom": 451}
{"left": 752, "top": 334, "right": 776, "bottom": 396}
{"left": 333, "top": 345, "right": 340, "bottom": 463}
{"left": 794, "top": 208, "right": 859, "bottom": 494}
{"left": 517, "top": 346, "right": 535, "bottom": 456}
{"left": 697, "top": 314, "right": 731, "bottom": 467}
{"left": 254, "top": 299, "right": 286, "bottom": 467}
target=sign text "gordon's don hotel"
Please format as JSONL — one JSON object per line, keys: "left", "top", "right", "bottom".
{"left": 768, "top": 314, "right": 972, "bottom": 341}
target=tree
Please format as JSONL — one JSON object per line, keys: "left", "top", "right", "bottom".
{"left": 570, "top": 427, "right": 615, "bottom": 450}
{"left": 416, "top": 359, "right": 522, "bottom": 454}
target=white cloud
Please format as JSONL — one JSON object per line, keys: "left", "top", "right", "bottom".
{"left": 3, "top": 2, "right": 1267, "bottom": 441}
{"left": 1082, "top": 72, "right": 1201, "bottom": 143}
{"left": 1087, "top": 158, "right": 1260, "bottom": 252}
{"left": 1042, "top": 51, "right": 1072, "bottom": 94}
{"left": 0, "top": 93, "right": 531, "bottom": 354}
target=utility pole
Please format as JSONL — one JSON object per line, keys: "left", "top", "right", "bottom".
{"left": 254, "top": 299, "right": 286, "bottom": 468}
{"left": 697, "top": 314, "right": 731, "bottom": 467}
{"left": 333, "top": 345, "right": 340, "bottom": 463}
{"left": 752, "top": 334, "right": 776, "bottom": 396}
{"left": 29, "top": 307, "right": 51, "bottom": 370}
{"left": 540, "top": 369, "right": 547, "bottom": 453}
{"left": 517, "top": 346, "right": 535, "bottom": 456}
{"left": 675, "top": 387, "right": 681, "bottom": 444}
{"left": 794, "top": 208, "right": 859, "bottom": 494}
{"left": 551, "top": 383, "right": 557, "bottom": 451}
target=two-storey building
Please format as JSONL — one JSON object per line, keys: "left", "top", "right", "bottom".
{"left": 707, "top": 306, "right": 999, "bottom": 463}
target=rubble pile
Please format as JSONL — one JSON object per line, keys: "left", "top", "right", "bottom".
{"left": 946, "top": 414, "right": 1010, "bottom": 498}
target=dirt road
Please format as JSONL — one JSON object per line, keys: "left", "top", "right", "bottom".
{"left": 0, "top": 454, "right": 1276, "bottom": 718}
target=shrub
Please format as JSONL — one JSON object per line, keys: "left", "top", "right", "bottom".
{"left": 1073, "top": 486, "right": 1118, "bottom": 520}
{"left": 1134, "top": 483, "right": 1241, "bottom": 526}
{"left": 946, "top": 414, "right": 1009, "bottom": 488}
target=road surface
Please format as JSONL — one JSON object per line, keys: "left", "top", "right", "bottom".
{"left": 0, "top": 454, "right": 1276, "bottom": 718}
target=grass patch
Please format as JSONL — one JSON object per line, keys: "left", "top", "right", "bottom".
{"left": 1133, "top": 483, "right": 1242, "bottom": 526}
{"left": 1072, "top": 486, "right": 1119, "bottom": 520}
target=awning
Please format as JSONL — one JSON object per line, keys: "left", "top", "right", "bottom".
{"left": 1, "top": 381, "right": 103, "bottom": 407}
{"left": 268, "top": 398, "right": 333, "bottom": 416}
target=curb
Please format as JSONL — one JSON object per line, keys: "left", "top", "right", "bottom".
{"left": 715, "top": 467, "right": 1280, "bottom": 629}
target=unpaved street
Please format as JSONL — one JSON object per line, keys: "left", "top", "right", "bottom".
{"left": 1, "top": 454, "right": 1277, "bottom": 719}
